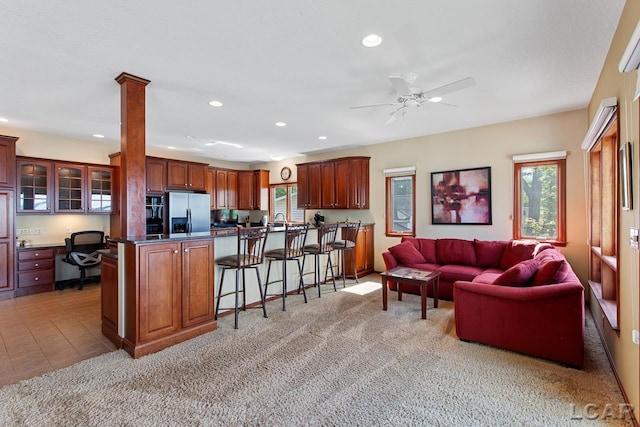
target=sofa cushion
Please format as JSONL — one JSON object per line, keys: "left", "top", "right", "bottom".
{"left": 493, "top": 259, "right": 539, "bottom": 287}
{"left": 472, "top": 272, "right": 502, "bottom": 284}
{"left": 436, "top": 264, "right": 484, "bottom": 283}
{"left": 402, "top": 237, "right": 437, "bottom": 263}
{"left": 410, "top": 262, "right": 441, "bottom": 272}
{"left": 474, "top": 239, "right": 508, "bottom": 268}
{"left": 500, "top": 240, "right": 537, "bottom": 270}
{"left": 388, "top": 241, "right": 425, "bottom": 266}
{"left": 531, "top": 259, "right": 570, "bottom": 286}
{"left": 436, "top": 238, "right": 476, "bottom": 266}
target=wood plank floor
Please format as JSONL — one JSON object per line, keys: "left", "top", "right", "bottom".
{"left": 0, "top": 283, "right": 116, "bottom": 388}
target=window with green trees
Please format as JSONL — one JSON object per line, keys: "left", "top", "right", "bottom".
{"left": 385, "top": 174, "right": 415, "bottom": 237}
{"left": 514, "top": 159, "right": 566, "bottom": 244}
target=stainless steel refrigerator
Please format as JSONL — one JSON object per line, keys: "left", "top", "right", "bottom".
{"left": 168, "top": 192, "right": 211, "bottom": 233}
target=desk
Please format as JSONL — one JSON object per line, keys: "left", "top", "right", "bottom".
{"left": 380, "top": 267, "right": 440, "bottom": 319}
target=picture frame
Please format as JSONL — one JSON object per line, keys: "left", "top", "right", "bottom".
{"left": 431, "top": 166, "right": 492, "bottom": 225}
{"left": 620, "top": 141, "right": 633, "bottom": 210}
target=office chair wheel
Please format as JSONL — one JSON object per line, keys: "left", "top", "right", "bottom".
{"left": 55, "top": 282, "right": 65, "bottom": 291}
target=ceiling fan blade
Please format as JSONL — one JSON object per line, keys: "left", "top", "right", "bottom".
{"left": 423, "top": 77, "right": 476, "bottom": 99}
{"left": 350, "top": 102, "right": 398, "bottom": 109}
{"left": 385, "top": 107, "right": 406, "bottom": 124}
{"left": 388, "top": 75, "right": 414, "bottom": 96}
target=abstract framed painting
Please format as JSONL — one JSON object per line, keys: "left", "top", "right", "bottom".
{"left": 431, "top": 166, "right": 492, "bottom": 225}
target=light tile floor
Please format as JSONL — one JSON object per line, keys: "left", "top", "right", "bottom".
{"left": 0, "top": 283, "right": 116, "bottom": 388}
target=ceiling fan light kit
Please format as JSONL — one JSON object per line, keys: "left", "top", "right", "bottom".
{"left": 351, "top": 73, "right": 475, "bottom": 123}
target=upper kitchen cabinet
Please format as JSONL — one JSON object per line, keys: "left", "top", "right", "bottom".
{"left": 167, "top": 160, "right": 207, "bottom": 191}
{"left": 205, "top": 167, "right": 216, "bottom": 209}
{"left": 296, "top": 162, "right": 321, "bottom": 210}
{"left": 238, "top": 170, "right": 270, "bottom": 210}
{"left": 17, "top": 158, "right": 52, "bottom": 213}
{"left": 54, "top": 162, "right": 86, "bottom": 213}
{"left": 87, "top": 166, "right": 115, "bottom": 214}
{"left": 146, "top": 157, "right": 166, "bottom": 194}
{"left": 0, "top": 135, "right": 17, "bottom": 189}
{"left": 298, "top": 157, "right": 369, "bottom": 210}
{"left": 214, "top": 169, "right": 238, "bottom": 209}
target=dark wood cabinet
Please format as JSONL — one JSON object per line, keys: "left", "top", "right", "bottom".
{"left": 343, "top": 224, "right": 374, "bottom": 278}
{"left": 215, "top": 169, "right": 228, "bottom": 208}
{"left": 0, "top": 136, "right": 17, "bottom": 189}
{"left": 227, "top": 170, "right": 238, "bottom": 209}
{"left": 16, "top": 248, "right": 55, "bottom": 296}
{"left": 348, "top": 157, "right": 369, "bottom": 209}
{"left": 0, "top": 190, "right": 15, "bottom": 299}
{"left": 87, "top": 166, "right": 115, "bottom": 214}
{"left": 298, "top": 157, "right": 368, "bottom": 210}
{"left": 296, "top": 162, "right": 321, "bottom": 209}
{"left": 205, "top": 167, "right": 216, "bottom": 209}
{"left": 146, "top": 157, "right": 166, "bottom": 194}
{"left": 100, "top": 245, "right": 119, "bottom": 347}
{"left": 123, "top": 239, "right": 216, "bottom": 358}
{"left": 238, "top": 170, "right": 270, "bottom": 210}
{"left": 54, "top": 162, "right": 85, "bottom": 213}
{"left": 17, "top": 158, "right": 52, "bottom": 213}
{"left": 167, "top": 160, "right": 207, "bottom": 191}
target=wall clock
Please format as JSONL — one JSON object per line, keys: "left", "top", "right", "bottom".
{"left": 280, "top": 166, "right": 292, "bottom": 181}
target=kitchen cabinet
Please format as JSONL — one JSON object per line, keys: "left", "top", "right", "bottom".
{"left": 167, "top": 160, "right": 207, "bottom": 191}
{"left": 215, "top": 169, "right": 236, "bottom": 209}
{"left": 296, "top": 162, "right": 321, "bottom": 210}
{"left": 87, "top": 166, "right": 115, "bottom": 214}
{"left": 0, "top": 190, "right": 15, "bottom": 299}
{"left": 100, "top": 244, "right": 119, "bottom": 347}
{"left": 16, "top": 247, "right": 55, "bottom": 296}
{"left": 0, "top": 136, "right": 17, "bottom": 189}
{"left": 0, "top": 136, "right": 16, "bottom": 300}
{"left": 298, "top": 157, "right": 368, "bottom": 210}
{"left": 227, "top": 170, "right": 238, "bottom": 209}
{"left": 321, "top": 159, "right": 349, "bottom": 209}
{"left": 348, "top": 157, "right": 369, "bottom": 209}
{"left": 17, "top": 158, "right": 52, "bottom": 213}
{"left": 205, "top": 167, "right": 217, "bottom": 209}
{"left": 238, "top": 170, "right": 270, "bottom": 210}
{"left": 146, "top": 157, "right": 166, "bottom": 194}
{"left": 54, "top": 162, "right": 85, "bottom": 213}
{"left": 343, "top": 224, "right": 375, "bottom": 278}
{"left": 124, "top": 238, "right": 216, "bottom": 358}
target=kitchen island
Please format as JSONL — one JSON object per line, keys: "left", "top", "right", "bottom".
{"left": 108, "top": 224, "right": 372, "bottom": 358}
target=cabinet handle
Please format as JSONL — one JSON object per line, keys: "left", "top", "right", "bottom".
{"left": 34, "top": 277, "right": 39, "bottom": 281}
{"left": 173, "top": 250, "right": 179, "bottom": 254}
{"left": 35, "top": 253, "right": 39, "bottom": 257}
{"left": 34, "top": 263, "right": 39, "bottom": 267}
{"left": 184, "top": 248, "right": 188, "bottom": 252}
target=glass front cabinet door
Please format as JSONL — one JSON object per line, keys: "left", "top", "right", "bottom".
{"left": 87, "top": 166, "right": 113, "bottom": 214}
{"left": 54, "top": 162, "right": 85, "bottom": 213}
{"left": 17, "top": 159, "right": 52, "bottom": 213}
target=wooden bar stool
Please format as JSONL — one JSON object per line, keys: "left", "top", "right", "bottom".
{"left": 215, "top": 226, "right": 270, "bottom": 329}
{"left": 331, "top": 220, "right": 361, "bottom": 287}
{"left": 302, "top": 223, "right": 338, "bottom": 297}
{"left": 264, "top": 223, "right": 309, "bottom": 311}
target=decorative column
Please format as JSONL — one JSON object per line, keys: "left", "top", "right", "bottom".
{"left": 114, "top": 72, "right": 150, "bottom": 238}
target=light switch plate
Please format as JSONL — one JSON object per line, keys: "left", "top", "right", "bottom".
{"left": 630, "top": 227, "right": 639, "bottom": 250}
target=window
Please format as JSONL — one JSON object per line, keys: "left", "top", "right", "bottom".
{"left": 385, "top": 174, "right": 415, "bottom": 237}
{"left": 513, "top": 158, "right": 566, "bottom": 244}
{"left": 587, "top": 120, "right": 619, "bottom": 330}
{"left": 270, "top": 183, "right": 304, "bottom": 223}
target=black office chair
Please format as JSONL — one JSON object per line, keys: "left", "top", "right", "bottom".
{"left": 59, "top": 230, "right": 105, "bottom": 290}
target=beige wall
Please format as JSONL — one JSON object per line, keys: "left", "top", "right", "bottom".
{"left": 585, "top": 0, "right": 640, "bottom": 418}
{"left": 257, "top": 109, "right": 589, "bottom": 282}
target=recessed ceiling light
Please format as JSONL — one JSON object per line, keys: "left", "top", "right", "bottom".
{"left": 271, "top": 156, "right": 284, "bottom": 161}
{"left": 168, "top": 146, "right": 176, "bottom": 150}
{"left": 318, "top": 136, "right": 327, "bottom": 140}
{"left": 429, "top": 97, "right": 443, "bottom": 103}
{"left": 0, "top": 117, "right": 8, "bottom": 122}
{"left": 361, "top": 34, "right": 382, "bottom": 48}
{"left": 185, "top": 135, "right": 196, "bottom": 139}
{"left": 209, "top": 100, "right": 223, "bottom": 107}
{"left": 93, "top": 134, "right": 105, "bottom": 138}
{"left": 275, "top": 122, "right": 287, "bottom": 127}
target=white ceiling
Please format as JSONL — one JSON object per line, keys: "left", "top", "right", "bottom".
{"left": 0, "top": 1, "right": 625, "bottom": 163}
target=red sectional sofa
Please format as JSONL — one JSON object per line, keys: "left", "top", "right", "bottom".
{"left": 381, "top": 237, "right": 585, "bottom": 367}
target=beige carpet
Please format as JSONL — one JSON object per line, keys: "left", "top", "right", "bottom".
{"left": 0, "top": 279, "right": 632, "bottom": 426}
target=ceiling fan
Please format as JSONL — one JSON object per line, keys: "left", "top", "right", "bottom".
{"left": 351, "top": 73, "right": 476, "bottom": 124}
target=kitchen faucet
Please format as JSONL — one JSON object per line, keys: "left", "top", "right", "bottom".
{"left": 274, "top": 212, "right": 286, "bottom": 223}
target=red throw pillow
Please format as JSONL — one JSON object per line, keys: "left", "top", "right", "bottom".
{"left": 474, "top": 239, "right": 508, "bottom": 268}
{"left": 389, "top": 241, "right": 426, "bottom": 266}
{"left": 531, "top": 259, "right": 570, "bottom": 286}
{"left": 493, "top": 259, "right": 539, "bottom": 287}
{"left": 500, "top": 240, "right": 537, "bottom": 270}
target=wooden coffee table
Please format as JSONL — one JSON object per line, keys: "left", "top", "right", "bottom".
{"left": 380, "top": 267, "right": 440, "bottom": 319}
